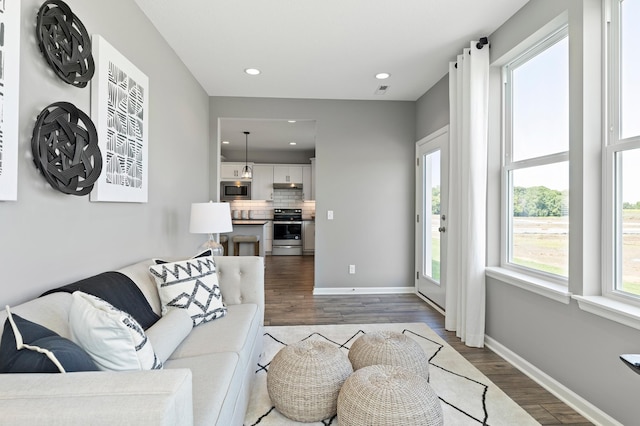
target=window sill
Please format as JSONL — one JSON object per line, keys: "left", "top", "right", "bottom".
{"left": 573, "top": 295, "right": 640, "bottom": 331}
{"left": 485, "top": 267, "right": 572, "bottom": 304}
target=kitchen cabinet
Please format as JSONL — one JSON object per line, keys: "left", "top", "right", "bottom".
{"left": 302, "top": 165, "right": 312, "bottom": 201}
{"left": 251, "top": 164, "right": 274, "bottom": 200}
{"left": 303, "top": 220, "right": 315, "bottom": 254}
{"left": 274, "top": 166, "right": 303, "bottom": 184}
{"left": 221, "top": 162, "right": 253, "bottom": 181}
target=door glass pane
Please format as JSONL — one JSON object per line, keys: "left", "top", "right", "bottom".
{"left": 423, "top": 150, "right": 441, "bottom": 283}
{"left": 621, "top": 0, "right": 640, "bottom": 139}
{"left": 617, "top": 149, "right": 640, "bottom": 297}
{"left": 509, "top": 162, "right": 569, "bottom": 277}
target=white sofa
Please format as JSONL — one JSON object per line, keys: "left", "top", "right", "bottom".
{"left": 0, "top": 255, "right": 265, "bottom": 426}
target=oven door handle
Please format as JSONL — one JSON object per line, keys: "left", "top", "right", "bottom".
{"left": 273, "top": 221, "right": 303, "bottom": 225}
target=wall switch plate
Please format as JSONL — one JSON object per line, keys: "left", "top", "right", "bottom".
{"left": 328, "top": 210, "right": 334, "bottom": 220}
{"left": 349, "top": 264, "right": 356, "bottom": 274}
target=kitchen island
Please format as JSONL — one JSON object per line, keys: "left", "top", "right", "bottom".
{"left": 224, "top": 220, "right": 268, "bottom": 256}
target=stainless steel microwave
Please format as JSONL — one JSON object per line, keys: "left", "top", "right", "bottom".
{"left": 220, "top": 181, "right": 251, "bottom": 201}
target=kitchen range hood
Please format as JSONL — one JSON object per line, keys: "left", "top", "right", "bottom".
{"left": 273, "top": 183, "right": 303, "bottom": 189}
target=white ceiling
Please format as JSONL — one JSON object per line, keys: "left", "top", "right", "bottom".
{"left": 133, "top": 0, "right": 528, "bottom": 102}
{"left": 220, "top": 118, "right": 316, "bottom": 152}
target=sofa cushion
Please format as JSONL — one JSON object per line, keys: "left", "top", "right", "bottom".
{"left": 69, "top": 292, "right": 162, "bottom": 371}
{"left": 164, "top": 352, "right": 239, "bottom": 426}
{"left": 146, "top": 308, "right": 193, "bottom": 363}
{"left": 148, "top": 254, "right": 226, "bottom": 327}
{"left": 0, "top": 307, "right": 98, "bottom": 373}
{"left": 168, "top": 303, "right": 259, "bottom": 360}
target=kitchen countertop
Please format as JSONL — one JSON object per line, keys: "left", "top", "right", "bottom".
{"left": 231, "top": 220, "right": 269, "bottom": 225}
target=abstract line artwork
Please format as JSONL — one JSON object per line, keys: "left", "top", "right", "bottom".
{"left": 90, "top": 35, "right": 148, "bottom": 203}
{"left": 0, "top": 0, "right": 20, "bottom": 200}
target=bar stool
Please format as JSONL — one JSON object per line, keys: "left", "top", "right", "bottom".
{"left": 232, "top": 235, "right": 260, "bottom": 256}
{"left": 220, "top": 235, "right": 228, "bottom": 256}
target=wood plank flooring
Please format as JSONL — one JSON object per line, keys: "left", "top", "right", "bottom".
{"left": 263, "top": 255, "right": 592, "bottom": 426}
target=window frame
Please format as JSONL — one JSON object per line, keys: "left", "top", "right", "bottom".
{"left": 501, "top": 25, "right": 570, "bottom": 286}
{"left": 603, "top": 0, "right": 640, "bottom": 306}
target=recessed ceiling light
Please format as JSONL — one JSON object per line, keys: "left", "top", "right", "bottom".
{"left": 244, "top": 68, "right": 261, "bottom": 75}
{"left": 375, "top": 72, "right": 391, "bottom": 80}
{"left": 289, "top": 142, "right": 297, "bottom": 145}
{"left": 222, "top": 140, "right": 230, "bottom": 144}
{"left": 288, "top": 120, "right": 297, "bottom": 123}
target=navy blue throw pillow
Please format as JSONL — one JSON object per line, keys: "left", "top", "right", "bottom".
{"left": 0, "top": 312, "right": 99, "bottom": 373}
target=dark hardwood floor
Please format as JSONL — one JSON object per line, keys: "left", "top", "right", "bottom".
{"left": 263, "top": 255, "right": 592, "bottom": 426}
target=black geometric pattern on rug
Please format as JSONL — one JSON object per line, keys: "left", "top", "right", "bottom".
{"left": 250, "top": 328, "right": 490, "bottom": 425}
{"left": 31, "top": 102, "right": 102, "bottom": 196}
{"left": 36, "top": 0, "right": 95, "bottom": 87}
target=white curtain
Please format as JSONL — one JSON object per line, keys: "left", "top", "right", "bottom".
{"left": 445, "top": 41, "right": 490, "bottom": 348}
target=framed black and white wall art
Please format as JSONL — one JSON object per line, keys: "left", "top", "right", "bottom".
{"left": 90, "top": 35, "right": 149, "bottom": 203}
{"left": 0, "top": 0, "right": 21, "bottom": 200}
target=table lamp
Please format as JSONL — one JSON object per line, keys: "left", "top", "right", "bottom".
{"left": 189, "top": 201, "right": 233, "bottom": 256}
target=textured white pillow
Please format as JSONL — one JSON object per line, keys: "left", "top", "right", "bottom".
{"left": 69, "top": 291, "right": 162, "bottom": 371}
{"left": 148, "top": 254, "right": 226, "bottom": 327}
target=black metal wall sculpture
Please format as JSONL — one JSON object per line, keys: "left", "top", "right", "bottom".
{"left": 31, "top": 102, "right": 102, "bottom": 196}
{"left": 36, "top": 0, "right": 94, "bottom": 87}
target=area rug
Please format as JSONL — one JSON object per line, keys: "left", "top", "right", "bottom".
{"left": 244, "top": 323, "right": 539, "bottom": 425}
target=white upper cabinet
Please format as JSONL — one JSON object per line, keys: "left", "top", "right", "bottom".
{"left": 302, "top": 165, "right": 312, "bottom": 201}
{"left": 252, "top": 164, "right": 274, "bottom": 200}
{"left": 221, "top": 162, "right": 253, "bottom": 181}
{"left": 273, "top": 166, "right": 303, "bottom": 184}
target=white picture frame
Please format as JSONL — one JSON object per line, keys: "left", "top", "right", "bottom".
{"left": 90, "top": 34, "right": 149, "bottom": 203}
{"left": 0, "top": 0, "right": 21, "bottom": 201}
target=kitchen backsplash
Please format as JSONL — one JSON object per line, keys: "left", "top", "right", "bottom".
{"left": 229, "top": 189, "right": 315, "bottom": 219}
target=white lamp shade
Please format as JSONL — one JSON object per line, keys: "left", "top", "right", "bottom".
{"left": 189, "top": 202, "right": 233, "bottom": 234}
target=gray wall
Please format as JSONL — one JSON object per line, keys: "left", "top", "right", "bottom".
{"left": 222, "top": 149, "right": 315, "bottom": 164}
{"left": 0, "top": 0, "right": 210, "bottom": 307}
{"left": 414, "top": 1, "right": 640, "bottom": 424}
{"left": 416, "top": 74, "right": 449, "bottom": 140}
{"left": 210, "top": 97, "right": 416, "bottom": 290}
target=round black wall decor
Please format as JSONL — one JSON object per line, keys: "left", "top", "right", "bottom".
{"left": 31, "top": 102, "right": 102, "bottom": 196}
{"left": 36, "top": 0, "right": 94, "bottom": 88}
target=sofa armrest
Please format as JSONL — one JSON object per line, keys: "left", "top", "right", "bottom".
{"left": 214, "top": 256, "right": 264, "bottom": 314}
{"left": 0, "top": 369, "right": 193, "bottom": 426}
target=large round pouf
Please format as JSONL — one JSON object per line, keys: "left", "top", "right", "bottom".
{"left": 337, "top": 364, "right": 443, "bottom": 426}
{"left": 348, "top": 330, "right": 430, "bottom": 379}
{"left": 267, "top": 340, "right": 353, "bottom": 422}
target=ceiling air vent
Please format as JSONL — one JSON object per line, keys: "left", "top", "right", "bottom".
{"left": 375, "top": 85, "right": 389, "bottom": 95}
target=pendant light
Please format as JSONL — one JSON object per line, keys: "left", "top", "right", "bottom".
{"left": 241, "top": 131, "right": 252, "bottom": 179}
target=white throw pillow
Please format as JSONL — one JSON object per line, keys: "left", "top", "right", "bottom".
{"left": 148, "top": 254, "right": 226, "bottom": 327}
{"left": 69, "top": 291, "right": 162, "bottom": 371}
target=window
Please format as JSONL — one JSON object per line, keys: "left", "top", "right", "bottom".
{"left": 605, "top": 0, "right": 640, "bottom": 301}
{"left": 503, "top": 27, "right": 569, "bottom": 281}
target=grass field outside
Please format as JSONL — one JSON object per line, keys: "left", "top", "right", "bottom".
{"left": 427, "top": 211, "right": 640, "bottom": 296}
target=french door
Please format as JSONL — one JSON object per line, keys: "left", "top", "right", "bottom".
{"left": 415, "top": 127, "right": 449, "bottom": 309}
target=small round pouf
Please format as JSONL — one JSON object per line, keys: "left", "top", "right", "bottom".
{"left": 267, "top": 340, "right": 353, "bottom": 422}
{"left": 337, "top": 364, "right": 443, "bottom": 426}
{"left": 348, "top": 331, "right": 430, "bottom": 379}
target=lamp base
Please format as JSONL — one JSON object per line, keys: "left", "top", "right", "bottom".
{"left": 199, "top": 239, "right": 224, "bottom": 257}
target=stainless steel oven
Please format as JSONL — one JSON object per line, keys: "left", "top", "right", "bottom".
{"left": 272, "top": 208, "right": 303, "bottom": 255}
{"left": 220, "top": 181, "right": 251, "bottom": 201}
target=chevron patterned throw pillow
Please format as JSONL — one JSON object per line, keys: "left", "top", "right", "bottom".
{"left": 148, "top": 253, "right": 227, "bottom": 327}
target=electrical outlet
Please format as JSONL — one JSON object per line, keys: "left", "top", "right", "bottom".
{"left": 328, "top": 210, "right": 334, "bottom": 220}
{"left": 349, "top": 264, "right": 356, "bottom": 274}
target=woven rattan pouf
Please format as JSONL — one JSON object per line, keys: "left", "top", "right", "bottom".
{"left": 348, "top": 330, "right": 430, "bottom": 379}
{"left": 337, "top": 364, "right": 443, "bottom": 426}
{"left": 267, "top": 340, "right": 353, "bottom": 422}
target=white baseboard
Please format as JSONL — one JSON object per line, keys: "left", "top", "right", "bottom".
{"left": 312, "top": 286, "right": 416, "bottom": 295}
{"left": 485, "top": 336, "right": 622, "bottom": 426}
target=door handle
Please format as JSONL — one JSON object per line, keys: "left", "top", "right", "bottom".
{"left": 438, "top": 226, "right": 446, "bottom": 233}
